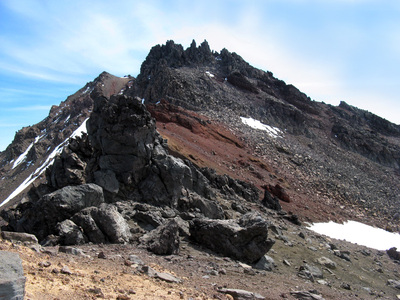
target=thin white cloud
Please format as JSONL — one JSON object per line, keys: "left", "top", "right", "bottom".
{"left": 5, "top": 105, "right": 50, "bottom": 112}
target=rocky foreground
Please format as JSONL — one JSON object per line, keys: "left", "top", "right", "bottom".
{"left": 2, "top": 216, "right": 400, "bottom": 300}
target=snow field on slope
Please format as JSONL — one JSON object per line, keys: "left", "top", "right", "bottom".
{"left": 240, "top": 117, "right": 282, "bottom": 138}
{"left": 309, "top": 220, "right": 400, "bottom": 251}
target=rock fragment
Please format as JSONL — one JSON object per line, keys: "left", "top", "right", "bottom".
{"left": 0, "top": 251, "right": 26, "bottom": 300}
{"left": 218, "top": 288, "right": 265, "bottom": 300}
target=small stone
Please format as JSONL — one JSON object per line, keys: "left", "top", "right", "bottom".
{"left": 98, "top": 251, "right": 106, "bottom": 259}
{"left": 341, "top": 283, "right": 351, "bottom": 290}
{"left": 218, "top": 288, "right": 265, "bottom": 300}
{"left": 61, "top": 265, "right": 72, "bottom": 275}
{"left": 128, "top": 255, "right": 144, "bottom": 265}
{"left": 317, "top": 257, "right": 337, "bottom": 269}
{"left": 254, "top": 255, "right": 276, "bottom": 271}
{"left": 219, "top": 268, "right": 227, "bottom": 275}
{"left": 388, "top": 279, "right": 400, "bottom": 289}
{"left": 317, "top": 279, "right": 329, "bottom": 286}
{"left": 38, "top": 261, "right": 51, "bottom": 268}
{"left": 88, "top": 287, "right": 103, "bottom": 296}
{"left": 139, "top": 265, "right": 157, "bottom": 277}
{"left": 210, "top": 270, "right": 219, "bottom": 276}
{"left": 290, "top": 291, "right": 325, "bottom": 300}
{"left": 360, "top": 249, "right": 371, "bottom": 256}
{"left": 283, "top": 259, "right": 291, "bottom": 266}
{"left": 59, "top": 246, "right": 86, "bottom": 256}
{"left": 155, "top": 272, "right": 181, "bottom": 283}
{"left": 124, "top": 260, "right": 133, "bottom": 266}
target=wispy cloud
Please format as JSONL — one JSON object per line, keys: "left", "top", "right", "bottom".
{"left": 5, "top": 105, "right": 50, "bottom": 112}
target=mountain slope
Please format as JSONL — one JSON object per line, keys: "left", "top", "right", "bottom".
{"left": 1, "top": 40, "right": 399, "bottom": 229}
{"left": 131, "top": 40, "right": 400, "bottom": 229}
{"left": 0, "top": 72, "right": 132, "bottom": 209}
{"left": 1, "top": 40, "right": 400, "bottom": 300}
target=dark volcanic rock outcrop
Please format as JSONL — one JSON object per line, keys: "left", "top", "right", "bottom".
{"left": 86, "top": 93, "right": 216, "bottom": 206}
{"left": 3, "top": 184, "right": 104, "bottom": 241}
{"left": 2, "top": 92, "right": 273, "bottom": 263}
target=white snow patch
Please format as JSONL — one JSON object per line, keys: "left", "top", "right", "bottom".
{"left": 12, "top": 142, "right": 34, "bottom": 169}
{"left": 0, "top": 118, "right": 89, "bottom": 207}
{"left": 35, "top": 134, "right": 46, "bottom": 143}
{"left": 82, "top": 86, "right": 91, "bottom": 94}
{"left": 205, "top": 71, "right": 215, "bottom": 78}
{"left": 141, "top": 98, "right": 145, "bottom": 104}
{"left": 309, "top": 220, "right": 400, "bottom": 251}
{"left": 70, "top": 118, "right": 88, "bottom": 139}
{"left": 240, "top": 117, "right": 282, "bottom": 138}
{"left": 64, "top": 115, "right": 71, "bottom": 123}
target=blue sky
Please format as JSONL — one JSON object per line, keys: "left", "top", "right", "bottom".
{"left": 1, "top": 0, "right": 400, "bottom": 151}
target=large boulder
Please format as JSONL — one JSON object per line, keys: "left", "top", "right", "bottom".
{"left": 91, "top": 204, "right": 132, "bottom": 244}
{"left": 189, "top": 213, "right": 275, "bottom": 263}
{"left": 6, "top": 184, "right": 104, "bottom": 241}
{"left": 57, "top": 219, "right": 86, "bottom": 245}
{"left": 72, "top": 204, "right": 131, "bottom": 244}
{"left": 71, "top": 207, "right": 106, "bottom": 244}
{"left": 38, "top": 183, "right": 104, "bottom": 218}
{"left": 140, "top": 219, "right": 180, "bottom": 255}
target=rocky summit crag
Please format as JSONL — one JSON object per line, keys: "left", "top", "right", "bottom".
{"left": 0, "top": 40, "right": 400, "bottom": 299}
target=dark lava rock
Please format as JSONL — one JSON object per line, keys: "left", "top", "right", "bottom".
{"left": 189, "top": 213, "right": 275, "bottom": 263}
{"left": 262, "top": 188, "right": 281, "bottom": 211}
{"left": 140, "top": 219, "right": 180, "bottom": 255}
{"left": 2, "top": 184, "right": 104, "bottom": 241}
{"left": 387, "top": 247, "right": 400, "bottom": 261}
